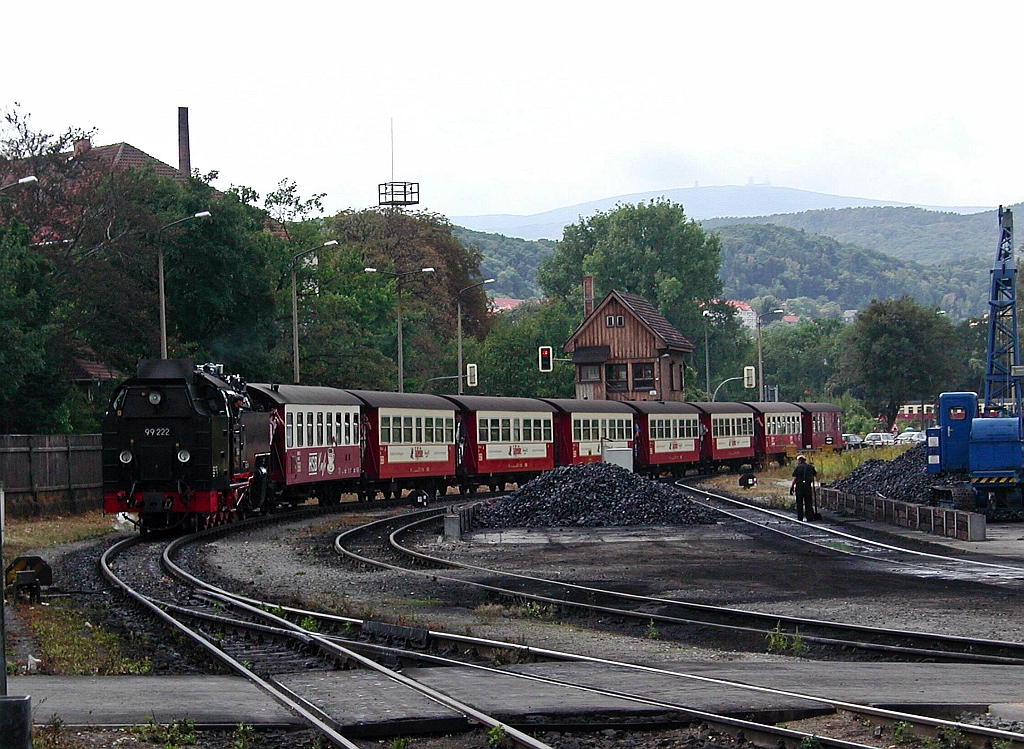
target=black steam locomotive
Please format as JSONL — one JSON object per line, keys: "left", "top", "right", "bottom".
{"left": 101, "top": 360, "right": 271, "bottom": 532}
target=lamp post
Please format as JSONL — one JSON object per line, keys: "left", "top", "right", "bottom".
{"left": 0, "top": 175, "right": 38, "bottom": 195}
{"left": 156, "top": 211, "right": 211, "bottom": 359}
{"left": 290, "top": 240, "right": 339, "bottom": 383}
{"left": 457, "top": 278, "right": 494, "bottom": 394}
{"left": 756, "top": 308, "right": 785, "bottom": 401}
{"left": 702, "top": 310, "right": 712, "bottom": 400}
{"left": 365, "top": 266, "right": 435, "bottom": 392}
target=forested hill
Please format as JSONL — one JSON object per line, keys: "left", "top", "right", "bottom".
{"left": 714, "top": 224, "right": 988, "bottom": 319}
{"left": 453, "top": 226, "right": 554, "bottom": 299}
{"left": 704, "top": 203, "right": 1024, "bottom": 266}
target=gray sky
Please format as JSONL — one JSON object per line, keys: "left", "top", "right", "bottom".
{"left": 7, "top": 1, "right": 1021, "bottom": 218}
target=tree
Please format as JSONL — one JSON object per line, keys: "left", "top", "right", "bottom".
{"left": 761, "top": 319, "right": 845, "bottom": 401}
{"left": 839, "top": 297, "right": 964, "bottom": 427}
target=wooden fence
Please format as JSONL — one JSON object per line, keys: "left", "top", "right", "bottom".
{"left": 818, "top": 487, "right": 985, "bottom": 541}
{"left": 0, "top": 434, "right": 102, "bottom": 518}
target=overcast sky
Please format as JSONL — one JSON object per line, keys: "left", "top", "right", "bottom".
{"left": 6, "top": 1, "right": 1022, "bottom": 219}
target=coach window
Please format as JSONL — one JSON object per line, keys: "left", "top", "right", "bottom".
{"left": 478, "top": 418, "right": 489, "bottom": 443}
{"left": 317, "top": 412, "right": 324, "bottom": 446}
{"left": 513, "top": 418, "right": 521, "bottom": 442}
{"left": 381, "top": 416, "right": 391, "bottom": 444}
{"left": 296, "top": 412, "right": 304, "bottom": 447}
{"left": 424, "top": 417, "right": 435, "bottom": 443}
{"left": 543, "top": 418, "right": 552, "bottom": 442}
{"left": 501, "top": 418, "right": 511, "bottom": 442}
{"left": 286, "top": 412, "right": 294, "bottom": 448}
{"left": 345, "top": 412, "right": 352, "bottom": 445}
{"left": 306, "top": 412, "right": 314, "bottom": 446}
{"left": 326, "top": 412, "right": 334, "bottom": 445}
{"left": 415, "top": 417, "right": 423, "bottom": 443}
{"left": 403, "top": 416, "right": 413, "bottom": 443}
{"left": 445, "top": 417, "right": 454, "bottom": 443}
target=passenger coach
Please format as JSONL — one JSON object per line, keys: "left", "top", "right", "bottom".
{"left": 349, "top": 390, "right": 456, "bottom": 501}
{"left": 797, "top": 402, "right": 844, "bottom": 451}
{"left": 442, "top": 395, "right": 556, "bottom": 493}
{"left": 541, "top": 398, "right": 635, "bottom": 466}
{"left": 247, "top": 384, "right": 362, "bottom": 505}
{"left": 628, "top": 400, "right": 704, "bottom": 477}
{"left": 747, "top": 401, "right": 804, "bottom": 466}
{"left": 696, "top": 401, "right": 756, "bottom": 469}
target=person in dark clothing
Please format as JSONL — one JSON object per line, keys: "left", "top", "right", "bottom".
{"left": 789, "top": 454, "right": 817, "bottom": 521}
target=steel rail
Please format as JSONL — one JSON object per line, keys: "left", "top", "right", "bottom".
{"left": 374, "top": 511, "right": 1024, "bottom": 663}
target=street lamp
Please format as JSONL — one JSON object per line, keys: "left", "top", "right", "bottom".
{"left": 702, "top": 309, "right": 712, "bottom": 400}
{"left": 157, "top": 211, "right": 211, "bottom": 359}
{"left": 0, "top": 175, "right": 38, "bottom": 195}
{"left": 457, "top": 278, "right": 494, "bottom": 394}
{"left": 365, "top": 266, "right": 436, "bottom": 392}
{"left": 756, "top": 308, "right": 785, "bottom": 401}
{"left": 291, "top": 240, "right": 339, "bottom": 383}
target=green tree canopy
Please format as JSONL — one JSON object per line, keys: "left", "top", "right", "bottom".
{"left": 839, "top": 297, "right": 964, "bottom": 426}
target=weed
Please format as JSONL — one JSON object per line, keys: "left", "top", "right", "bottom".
{"left": 893, "top": 721, "right": 920, "bottom": 746}
{"left": 487, "top": 724, "right": 513, "bottom": 748}
{"left": 644, "top": 620, "right": 660, "bottom": 639}
{"left": 799, "top": 736, "right": 821, "bottom": 749}
{"left": 489, "top": 648, "right": 530, "bottom": 666}
{"left": 299, "top": 616, "right": 320, "bottom": 632}
{"left": 388, "top": 738, "right": 411, "bottom": 749}
{"left": 19, "top": 598, "right": 152, "bottom": 675}
{"left": 474, "top": 603, "right": 505, "bottom": 624}
{"left": 341, "top": 621, "right": 354, "bottom": 636}
{"left": 517, "top": 601, "right": 555, "bottom": 620}
{"left": 766, "top": 623, "right": 807, "bottom": 655}
{"left": 936, "top": 726, "right": 970, "bottom": 749}
{"left": 129, "top": 717, "right": 197, "bottom": 746}
{"left": 231, "top": 723, "right": 254, "bottom": 749}
{"left": 32, "top": 714, "right": 65, "bottom": 749}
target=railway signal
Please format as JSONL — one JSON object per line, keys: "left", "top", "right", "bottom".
{"left": 538, "top": 346, "right": 553, "bottom": 372}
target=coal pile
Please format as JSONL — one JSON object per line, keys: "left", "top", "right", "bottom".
{"left": 473, "top": 462, "right": 718, "bottom": 529}
{"left": 829, "top": 444, "right": 967, "bottom": 504}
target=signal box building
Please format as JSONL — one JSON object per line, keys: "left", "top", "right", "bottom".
{"left": 563, "top": 288, "right": 693, "bottom": 402}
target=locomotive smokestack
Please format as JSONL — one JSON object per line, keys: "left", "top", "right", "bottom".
{"left": 178, "top": 107, "right": 191, "bottom": 178}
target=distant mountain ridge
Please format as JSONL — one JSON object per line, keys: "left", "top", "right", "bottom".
{"left": 453, "top": 184, "right": 991, "bottom": 241}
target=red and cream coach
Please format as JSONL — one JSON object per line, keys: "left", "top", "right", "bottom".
{"left": 541, "top": 398, "right": 635, "bottom": 466}
{"left": 247, "top": 384, "right": 362, "bottom": 505}
{"left": 627, "top": 400, "right": 704, "bottom": 477}
{"left": 441, "top": 395, "right": 556, "bottom": 493}
{"left": 348, "top": 390, "right": 456, "bottom": 501}
{"left": 747, "top": 401, "right": 804, "bottom": 466}
{"left": 696, "top": 401, "right": 756, "bottom": 470}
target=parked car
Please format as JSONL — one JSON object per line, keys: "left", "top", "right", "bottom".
{"left": 842, "top": 433, "right": 864, "bottom": 449}
{"left": 896, "top": 430, "right": 926, "bottom": 445}
{"left": 863, "top": 432, "right": 896, "bottom": 447}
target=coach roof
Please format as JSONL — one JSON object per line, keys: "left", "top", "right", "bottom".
{"left": 248, "top": 384, "right": 363, "bottom": 406}
{"left": 625, "top": 401, "right": 703, "bottom": 415}
{"left": 346, "top": 390, "right": 456, "bottom": 410}
{"left": 540, "top": 398, "right": 636, "bottom": 414}
{"left": 440, "top": 395, "right": 556, "bottom": 413}
{"left": 743, "top": 401, "right": 803, "bottom": 414}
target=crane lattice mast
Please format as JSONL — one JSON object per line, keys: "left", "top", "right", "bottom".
{"left": 982, "top": 206, "right": 1022, "bottom": 417}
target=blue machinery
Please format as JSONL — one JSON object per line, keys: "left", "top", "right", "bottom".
{"left": 928, "top": 207, "right": 1024, "bottom": 513}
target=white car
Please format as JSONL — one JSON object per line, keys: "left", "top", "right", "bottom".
{"left": 863, "top": 432, "right": 896, "bottom": 447}
{"left": 896, "top": 430, "right": 926, "bottom": 444}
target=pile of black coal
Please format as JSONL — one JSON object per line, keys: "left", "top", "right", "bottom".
{"left": 473, "top": 462, "right": 718, "bottom": 529}
{"left": 829, "top": 443, "right": 967, "bottom": 504}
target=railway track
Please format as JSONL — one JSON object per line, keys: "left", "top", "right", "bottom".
{"left": 99, "top": 507, "right": 557, "bottom": 749}
{"left": 339, "top": 505, "right": 1024, "bottom": 665}
{"left": 678, "top": 483, "right": 1024, "bottom": 587}
{"left": 149, "top": 504, "right": 1024, "bottom": 749}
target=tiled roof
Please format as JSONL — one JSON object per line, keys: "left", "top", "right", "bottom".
{"left": 89, "top": 143, "right": 184, "bottom": 182}
{"left": 615, "top": 292, "right": 694, "bottom": 352}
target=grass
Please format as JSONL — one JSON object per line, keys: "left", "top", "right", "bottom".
{"left": 16, "top": 597, "right": 152, "bottom": 675}
{"left": 2, "top": 510, "right": 116, "bottom": 560}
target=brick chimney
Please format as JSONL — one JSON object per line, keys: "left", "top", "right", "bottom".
{"left": 583, "top": 275, "right": 594, "bottom": 318}
{"left": 178, "top": 107, "right": 191, "bottom": 178}
{"left": 73, "top": 138, "right": 91, "bottom": 157}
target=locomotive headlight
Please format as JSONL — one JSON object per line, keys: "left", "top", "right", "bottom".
{"left": 148, "top": 391, "right": 162, "bottom": 405}
{"left": 177, "top": 449, "right": 191, "bottom": 463}
{"left": 119, "top": 450, "right": 133, "bottom": 464}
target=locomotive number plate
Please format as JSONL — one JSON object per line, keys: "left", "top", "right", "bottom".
{"left": 144, "top": 428, "right": 171, "bottom": 437}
